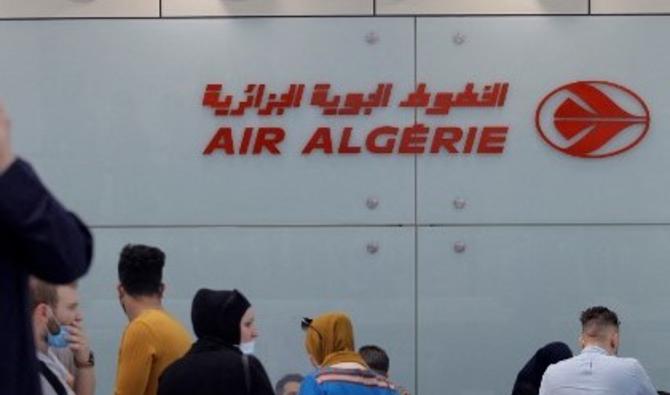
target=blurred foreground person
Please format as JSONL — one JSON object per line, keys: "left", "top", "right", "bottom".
{"left": 158, "top": 289, "right": 274, "bottom": 395}
{"left": 114, "top": 244, "right": 191, "bottom": 395}
{"left": 299, "top": 312, "right": 399, "bottom": 395}
{"left": 511, "top": 342, "right": 572, "bottom": 395}
{"left": 539, "top": 306, "right": 656, "bottom": 395}
{"left": 0, "top": 104, "right": 92, "bottom": 395}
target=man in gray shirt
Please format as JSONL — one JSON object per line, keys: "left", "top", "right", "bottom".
{"left": 539, "top": 306, "right": 656, "bottom": 395}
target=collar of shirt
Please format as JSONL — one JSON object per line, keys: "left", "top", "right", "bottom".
{"left": 581, "top": 345, "right": 609, "bottom": 356}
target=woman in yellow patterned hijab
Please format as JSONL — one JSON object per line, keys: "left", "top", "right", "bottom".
{"left": 302, "top": 311, "right": 368, "bottom": 368}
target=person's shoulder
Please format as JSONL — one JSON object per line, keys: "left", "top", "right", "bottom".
{"left": 138, "top": 309, "right": 171, "bottom": 324}
{"left": 301, "top": 370, "right": 319, "bottom": 383}
{"left": 123, "top": 314, "right": 155, "bottom": 341}
{"left": 247, "top": 354, "right": 266, "bottom": 368}
{"left": 540, "top": 354, "right": 577, "bottom": 381}
{"left": 314, "top": 367, "right": 396, "bottom": 391}
{"left": 135, "top": 310, "right": 188, "bottom": 335}
{"left": 547, "top": 354, "right": 577, "bottom": 371}
{"left": 611, "top": 356, "right": 648, "bottom": 374}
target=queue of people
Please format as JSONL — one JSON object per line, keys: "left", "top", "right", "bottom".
{"left": 1, "top": 102, "right": 666, "bottom": 395}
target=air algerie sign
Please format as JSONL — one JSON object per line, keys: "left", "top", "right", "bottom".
{"left": 201, "top": 82, "right": 510, "bottom": 155}
{"left": 200, "top": 80, "right": 650, "bottom": 158}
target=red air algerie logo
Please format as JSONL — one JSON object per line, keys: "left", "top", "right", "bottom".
{"left": 535, "top": 81, "right": 650, "bottom": 158}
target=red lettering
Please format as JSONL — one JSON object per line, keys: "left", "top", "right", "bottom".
{"left": 302, "top": 127, "right": 334, "bottom": 154}
{"left": 252, "top": 127, "right": 285, "bottom": 155}
{"left": 430, "top": 127, "right": 462, "bottom": 154}
{"left": 239, "top": 127, "right": 253, "bottom": 155}
{"left": 399, "top": 123, "right": 429, "bottom": 154}
{"left": 463, "top": 127, "right": 478, "bottom": 154}
{"left": 477, "top": 126, "right": 508, "bottom": 154}
{"left": 338, "top": 127, "right": 362, "bottom": 154}
{"left": 366, "top": 126, "right": 398, "bottom": 154}
{"left": 203, "top": 127, "right": 235, "bottom": 155}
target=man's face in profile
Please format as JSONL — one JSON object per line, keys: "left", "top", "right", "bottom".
{"left": 281, "top": 381, "right": 300, "bottom": 395}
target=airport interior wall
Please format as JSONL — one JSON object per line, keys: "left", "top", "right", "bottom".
{"left": 2, "top": 1, "right": 670, "bottom": 394}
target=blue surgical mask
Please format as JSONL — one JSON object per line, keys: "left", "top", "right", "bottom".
{"left": 45, "top": 312, "right": 69, "bottom": 349}
{"left": 47, "top": 325, "right": 69, "bottom": 348}
{"left": 239, "top": 341, "right": 255, "bottom": 355}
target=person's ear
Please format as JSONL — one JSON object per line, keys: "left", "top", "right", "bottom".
{"left": 158, "top": 283, "right": 165, "bottom": 298}
{"left": 117, "top": 284, "right": 125, "bottom": 299}
{"left": 35, "top": 303, "right": 49, "bottom": 322}
{"left": 579, "top": 334, "right": 585, "bottom": 349}
{"left": 611, "top": 331, "right": 620, "bottom": 352}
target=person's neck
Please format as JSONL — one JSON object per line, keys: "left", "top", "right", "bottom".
{"left": 34, "top": 329, "right": 48, "bottom": 354}
{"left": 583, "top": 341, "right": 615, "bottom": 355}
{"left": 126, "top": 296, "right": 163, "bottom": 321}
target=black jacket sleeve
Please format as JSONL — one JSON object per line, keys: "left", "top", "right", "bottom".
{"left": 0, "top": 158, "right": 93, "bottom": 283}
{"left": 249, "top": 355, "right": 276, "bottom": 395}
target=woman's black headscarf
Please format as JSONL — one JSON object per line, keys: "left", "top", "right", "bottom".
{"left": 512, "top": 342, "right": 573, "bottom": 395}
{"left": 191, "top": 288, "right": 251, "bottom": 346}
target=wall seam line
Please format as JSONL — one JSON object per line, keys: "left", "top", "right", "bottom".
{"left": 413, "top": 15, "right": 419, "bottom": 395}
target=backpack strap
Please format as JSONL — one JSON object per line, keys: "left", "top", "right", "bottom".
{"left": 242, "top": 354, "right": 251, "bottom": 395}
{"left": 39, "top": 360, "right": 68, "bottom": 395}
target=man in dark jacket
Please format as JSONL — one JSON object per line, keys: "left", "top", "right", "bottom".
{"left": 0, "top": 104, "right": 93, "bottom": 395}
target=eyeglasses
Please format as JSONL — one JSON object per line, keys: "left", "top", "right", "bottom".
{"left": 301, "top": 317, "right": 323, "bottom": 341}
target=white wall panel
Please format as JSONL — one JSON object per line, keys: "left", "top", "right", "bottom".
{"left": 0, "top": 0, "right": 157, "bottom": 18}
{"left": 0, "top": 19, "right": 414, "bottom": 226}
{"left": 418, "top": 226, "right": 670, "bottom": 395}
{"left": 377, "top": 0, "right": 587, "bottom": 15}
{"left": 80, "top": 226, "right": 415, "bottom": 395}
{"left": 162, "top": 0, "right": 372, "bottom": 17}
{"left": 592, "top": 0, "right": 670, "bottom": 14}
{"left": 416, "top": 17, "right": 670, "bottom": 224}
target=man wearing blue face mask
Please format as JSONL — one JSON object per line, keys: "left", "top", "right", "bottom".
{"left": 30, "top": 278, "right": 95, "bottom": 395}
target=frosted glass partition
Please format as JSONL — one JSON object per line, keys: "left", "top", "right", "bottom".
{"left": 416, "top": 17, "right": 670, "bottom": 224}
{"left": 418, "top": 226, "right": 670, "bottom": 394}
{"left": 0, "top": 19, "right": 415, "bottom": 226}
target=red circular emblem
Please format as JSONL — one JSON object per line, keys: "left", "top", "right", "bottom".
{"left": 535, "top": 81, "right": 650, "bottom": 158}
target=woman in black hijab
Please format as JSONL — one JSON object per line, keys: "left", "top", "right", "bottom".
{"left": 511, "top": 342, "right": 573, "bottom": 395}
{"left": 158, "top": 289, "right": 274, "bottom": 395}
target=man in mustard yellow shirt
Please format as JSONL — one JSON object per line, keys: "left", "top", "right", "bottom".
{"left": 114, "top": 244, "right": 192, "bottom": 395}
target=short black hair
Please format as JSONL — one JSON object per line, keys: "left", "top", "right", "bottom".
{"left": 275, "top": 373, "right": 303, "bottom": 395}
{"left": 118, "top": 244, "right": 165, "bottom": 297}
{"left": 580, "top": 306, "right": 620, "bottom": 333}
{"left": 359, "top": 345, "right": 390, "bottom": 374}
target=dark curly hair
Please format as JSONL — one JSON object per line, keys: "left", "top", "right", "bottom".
{"left": 118, "top": 244, "right": 165, "bottom": 297}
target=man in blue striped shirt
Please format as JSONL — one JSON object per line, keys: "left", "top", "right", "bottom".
{"left": 539, "top": 306, "right": 656, "bottom": 395}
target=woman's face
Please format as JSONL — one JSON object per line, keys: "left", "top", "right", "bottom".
{"left": 240, "top": 307, "right": 258, "bottom": 343}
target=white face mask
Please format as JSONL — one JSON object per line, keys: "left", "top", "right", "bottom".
{"left": 239, "top": 341, "right": 255, "bottom": 355}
